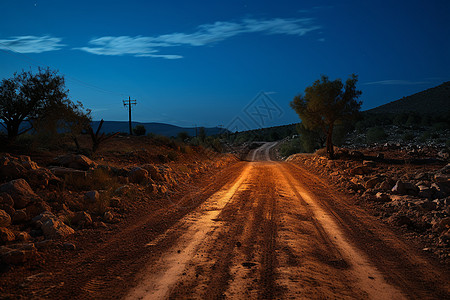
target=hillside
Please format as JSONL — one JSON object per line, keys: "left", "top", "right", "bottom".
{"left": 368, "top": 81, "right": 450, "bottom": 115}
{"left": 91, "top": 121, "right": 226, "bottom": 137}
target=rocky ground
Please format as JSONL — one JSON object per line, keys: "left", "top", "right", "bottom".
{"left": 287, "top": 146, "right": 450, "bottom": 264}
{"left": 0, "top": 136, "right": 237, "bottom": 275}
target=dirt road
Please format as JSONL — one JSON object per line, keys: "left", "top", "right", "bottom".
{"left": 21, "top": 144, "right": 449, "bottom": 299}
{"left": 124, "top": 144, "right": 449, "bottom": 299}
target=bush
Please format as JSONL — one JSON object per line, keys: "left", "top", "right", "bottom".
{"left": 279, "top": 138, "right": 302, "bottom": 157}
{"left": 366, "top": 127, "right": 387, "bottom": 144}
{"left": 133, "top": 125, "right": 146, "bottom": 136}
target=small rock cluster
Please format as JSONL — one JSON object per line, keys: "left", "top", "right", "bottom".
{"left": 287, "top": 150, "right": 450, "bottom": 261}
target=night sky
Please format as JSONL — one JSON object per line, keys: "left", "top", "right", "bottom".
{"left": 1, "top": 0, "right": 449, "bottom": 130}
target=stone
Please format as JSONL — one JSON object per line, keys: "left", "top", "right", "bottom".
{"left": 433, "top": 217, "right": 450, "bottom": 234}
{"left": 63, "top": 242, "right": 76, "bottom": 251}
{"left": 12, "top": 209, "right": 27, "bottom": 223}
{"left": 128, "top": 167, "right": 149, "bottom": 184}
{"left": 0, "top": 204, "right": 15, "bottom": 218}
{"left": 54, "top": 154, "right": 97, "bottom": 170}
{"left": 0, "top": 209, "right": 11, "bottom": 227}
{"left": 114, "top": 185, "right": 130, "bottom": 195}
{"left": 379, "top": 179, "right": 394, "bottom": 191}
{"left": 37, "top": 212, "right": 75, "bottom": 239}
{"left": 0, "top": 193, "right": 14, "bottom": 207}
{"left": 0, "top": 227, "right": 15, "bottom": 242}
{"left": 0, "top": 179, "right": 39, "bottom": 209}
{"left": 417, "top": 186, "right": 434, "bottom": 199}
{"left": 26, "top": 168, "right": 61, "bottom": 187}
{"left": 392, "top": 180, "right": 406, "bottom": 195}
{"left": 103, "top": 211, "right": 114, "bottom": 223}
{"left": 49, "top": 167, "right": 87, "bottom": 179}
{"left": 25, "top": 201, "right": 51, "bottom": 220}
{"left": 84, "top": 190, "right": 99, "bottom": 203}
{"left": 363, "top": 160, "right": 376, "bottom": 168}
{"left": 72, "top": 211, "right": 92, "bottom": 227}
{"left": 142, "top": 164, "right": 163, "bottom": 181}
{"left": 375, "top": 192, "right": 391, "bottom": 202}
{"left": 365, "top": 177, "right": 381, "bottom": 189}
{"left": 349, "top": 165, "right": 371, "bottom": 176}
{"left": 16, "top": 231, "right": 31, "bottom": 242}
{"left": 110, "top": 197, "right": 121, "bottom": 207}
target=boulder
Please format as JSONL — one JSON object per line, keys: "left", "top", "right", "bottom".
{"left": 49, "top": 167, "right": 87, "bottom": 179}
{"left": 84, "top": 191, "right": 99, "bottom": 203}
{"left": 0, "top": 179, "right": 39, "bottom": 209}
{"left": 0, "top": 157, "right": 26, "bottom": 178}
{"left": 0, "top": 227, "right": 15, "bottom": 242}
{"left": 365, "top": 177, "right": 381, "bottom": 189}
{"left": 379, "top": 180, "right": 395, "bottom": 191}
{"left": 417, "top": 185, "right": 434, "bottom": 199}
{"left": 26, "top": 201, "right": 51, "bottom": 220}
{"left": 54, "top": 154, "right": 97, "bottom": 171}
{"left": 128, "top": 167, "right": 149, "bottom": 184}
{"left": 103, "top": 211, "right": 114, "bottom": 223}
{"left": 35, "top": 212, "right": 75, "bottom": 239}
{"left": 0, "top": 194, "right": 14, "bottom": 207}
{"left": 0, "top": 204, "right": 15, "bottom": 218}
{"left": 349, "top": 165, "right": 371, "bottom": 176}
{"left": 375, "top": 192, "right": 391, "bottom": 202}
{"left": 12, "top": 209, "right": 27, "bottom": 223}
{"left": 0, "top": 209, "right": 11, "bottom": 227}
{"left": 16, "top": 231, "right": 31, "bottom": 242}
{"left": 26, "top": 168, "right": 61, "bottom": 187}
{"left": 72, "top": 211, "right": 92, "bottom": 227}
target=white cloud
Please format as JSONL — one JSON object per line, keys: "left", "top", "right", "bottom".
{"left": 0, "top": 35, "right": 65, "bottom": 53}
{"left": 77, "top": 17, "right": 321, "bottom": 59}
{"left": 364, "top": 80, "right": 430, "bottom": 85}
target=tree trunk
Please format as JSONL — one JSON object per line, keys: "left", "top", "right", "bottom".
{"left": 326, "top": 124, "right": 334, "bottom": 159}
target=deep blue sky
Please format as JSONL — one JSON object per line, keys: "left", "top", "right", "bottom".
{"left": 1, "top": 0, "right": 449, "bottom": 130}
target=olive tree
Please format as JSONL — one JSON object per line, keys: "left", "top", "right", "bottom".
{"left": 290, "top": 74, "right": 362, "bottom": 159}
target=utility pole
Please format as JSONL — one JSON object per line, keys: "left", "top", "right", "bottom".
{"left": 123, "top": 96, "right": 136, "bottom": 135}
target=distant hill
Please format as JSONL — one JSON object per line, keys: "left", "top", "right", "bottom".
{"left": 0, "top": 121, "right": 227, "bottom": 137}
{"left": 91, "top": 121, "right": 226, "bottom": 137}
{"left": 367, "top": 81, "right": 450, "bottom": 115}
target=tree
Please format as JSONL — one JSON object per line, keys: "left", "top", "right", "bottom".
{"left": 133, "top": 124, "right": 146, "bottom": 136}
{"left": 0, "top": 68, "right": 86, "bottom": 142}
{"left": 290, "top": 74, "right": 362, "bottom": 159}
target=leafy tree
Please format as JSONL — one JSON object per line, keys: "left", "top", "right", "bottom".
{"left": 133, "top": 124, "right": 146, "bottom": 136}
{"left": 0, "top": 68, "right": 88, "bottom": 142}
{"left": 290, "top": 74, "right": 362, "bottom": 159}
{"left": 297, "top": 122, "right": 324, "bottom": 153}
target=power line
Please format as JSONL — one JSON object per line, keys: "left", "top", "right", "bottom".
{"left": 123, "top": 96, "right": 137, "bottom": 135}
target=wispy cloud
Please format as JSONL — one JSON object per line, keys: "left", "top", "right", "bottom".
{"left": 298, "top": 5, "right": 334, "bottom": 14}
{"left": 77, "top": 18, "right": 321, "bottom": 59}
{"left": 0, "top": 35, "right": 65, "bottom": 53}
{"left": 364, "top": 80, "right": 430, "bottom": 85}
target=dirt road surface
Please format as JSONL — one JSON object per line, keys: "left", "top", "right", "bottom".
{"left": 23, "top": 143, "right": 450, "bottom": 299}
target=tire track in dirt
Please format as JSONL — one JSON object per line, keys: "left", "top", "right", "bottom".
{"left": 283, "top": 162, "right": 450, "bottom": 299}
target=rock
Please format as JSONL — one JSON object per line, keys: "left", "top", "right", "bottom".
{"left": 433, "top": 217, "right": 450, "bottom": 234}
{"left": 350, "top": 151, "right": 364, "bottom": 159}
{"left": 0, "top": 227, "right": 15, "bottom": 242}
{"left": 349, "top": 165, "right": 371, "bottom": 176}
{"left": 363, "top": 160, "right": 376, "bottom": 168}
{"left": 375, "top": 192, "right": 391, "bottom": 202}
{"left": 26, "top": 168, "right": 61, "bottom": 187}
{"left": 49, "top": 167, "right": 87, "bottom": 179}
{"left": 417, "top": 185, "right": 434, "bottom": 199}
{"left": 379, "top": 180, "right": 394, "bottom": 191}
{"left": 103, "top": 211, "right": 114, "bottom": 223}
{"left": 0, "top": 179, "right": 39, "bottom": 209}
{"left": 114, "top": 185, "right": 130, "bottom": 195}
{"left": 37, "top": 212, "right": 75, "bottom": 239}
{"left": 110, "top": 197, "right": 121, "bottom": 207}
{"left": 63, "top": 242, "right": 76, "bottom": 251}
{"left": 392, "top": 180, "right": 416, "bottom": 195}
{"left": 84, "top": 191, "right": 99, "bottom": 203}
{"left": 72, "top": 211, "right": 92, "bottom": 227}
{"left": 0, "top": 209, "right": 11, "bottom": 227}
{"left": 54, "top": 154, "right": 97, "bottom": 170}
{"left": 16, "top": 232, "right": 31, "bottom": 242}
{"left": 434, "top": 174, "right": 450, "bottom": 183}
{"left": 128, "top": 167, "right": 149, "bottom": 184}
{"left": 0, "top": 204, "right": 15, "bottom": 218}
{"left": 365, "top": 177, "right": 381, "bottom": 189}
{"left": 142, "top": 164, "right": 163, "bottom": 181}
{"left": 12, "top": 209, "right": 27, "bottom": 223}
{"left": 389, "top": 214, "right": 412, "bottom": 227}
{"left": 439, "top": 229, "right": 450, "bottom": 246}
{"left": 25, "top": 201, "right": 51, "bottom": 220}
{"left": 0, "top": 193, "right": 14, "bottom": 207}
